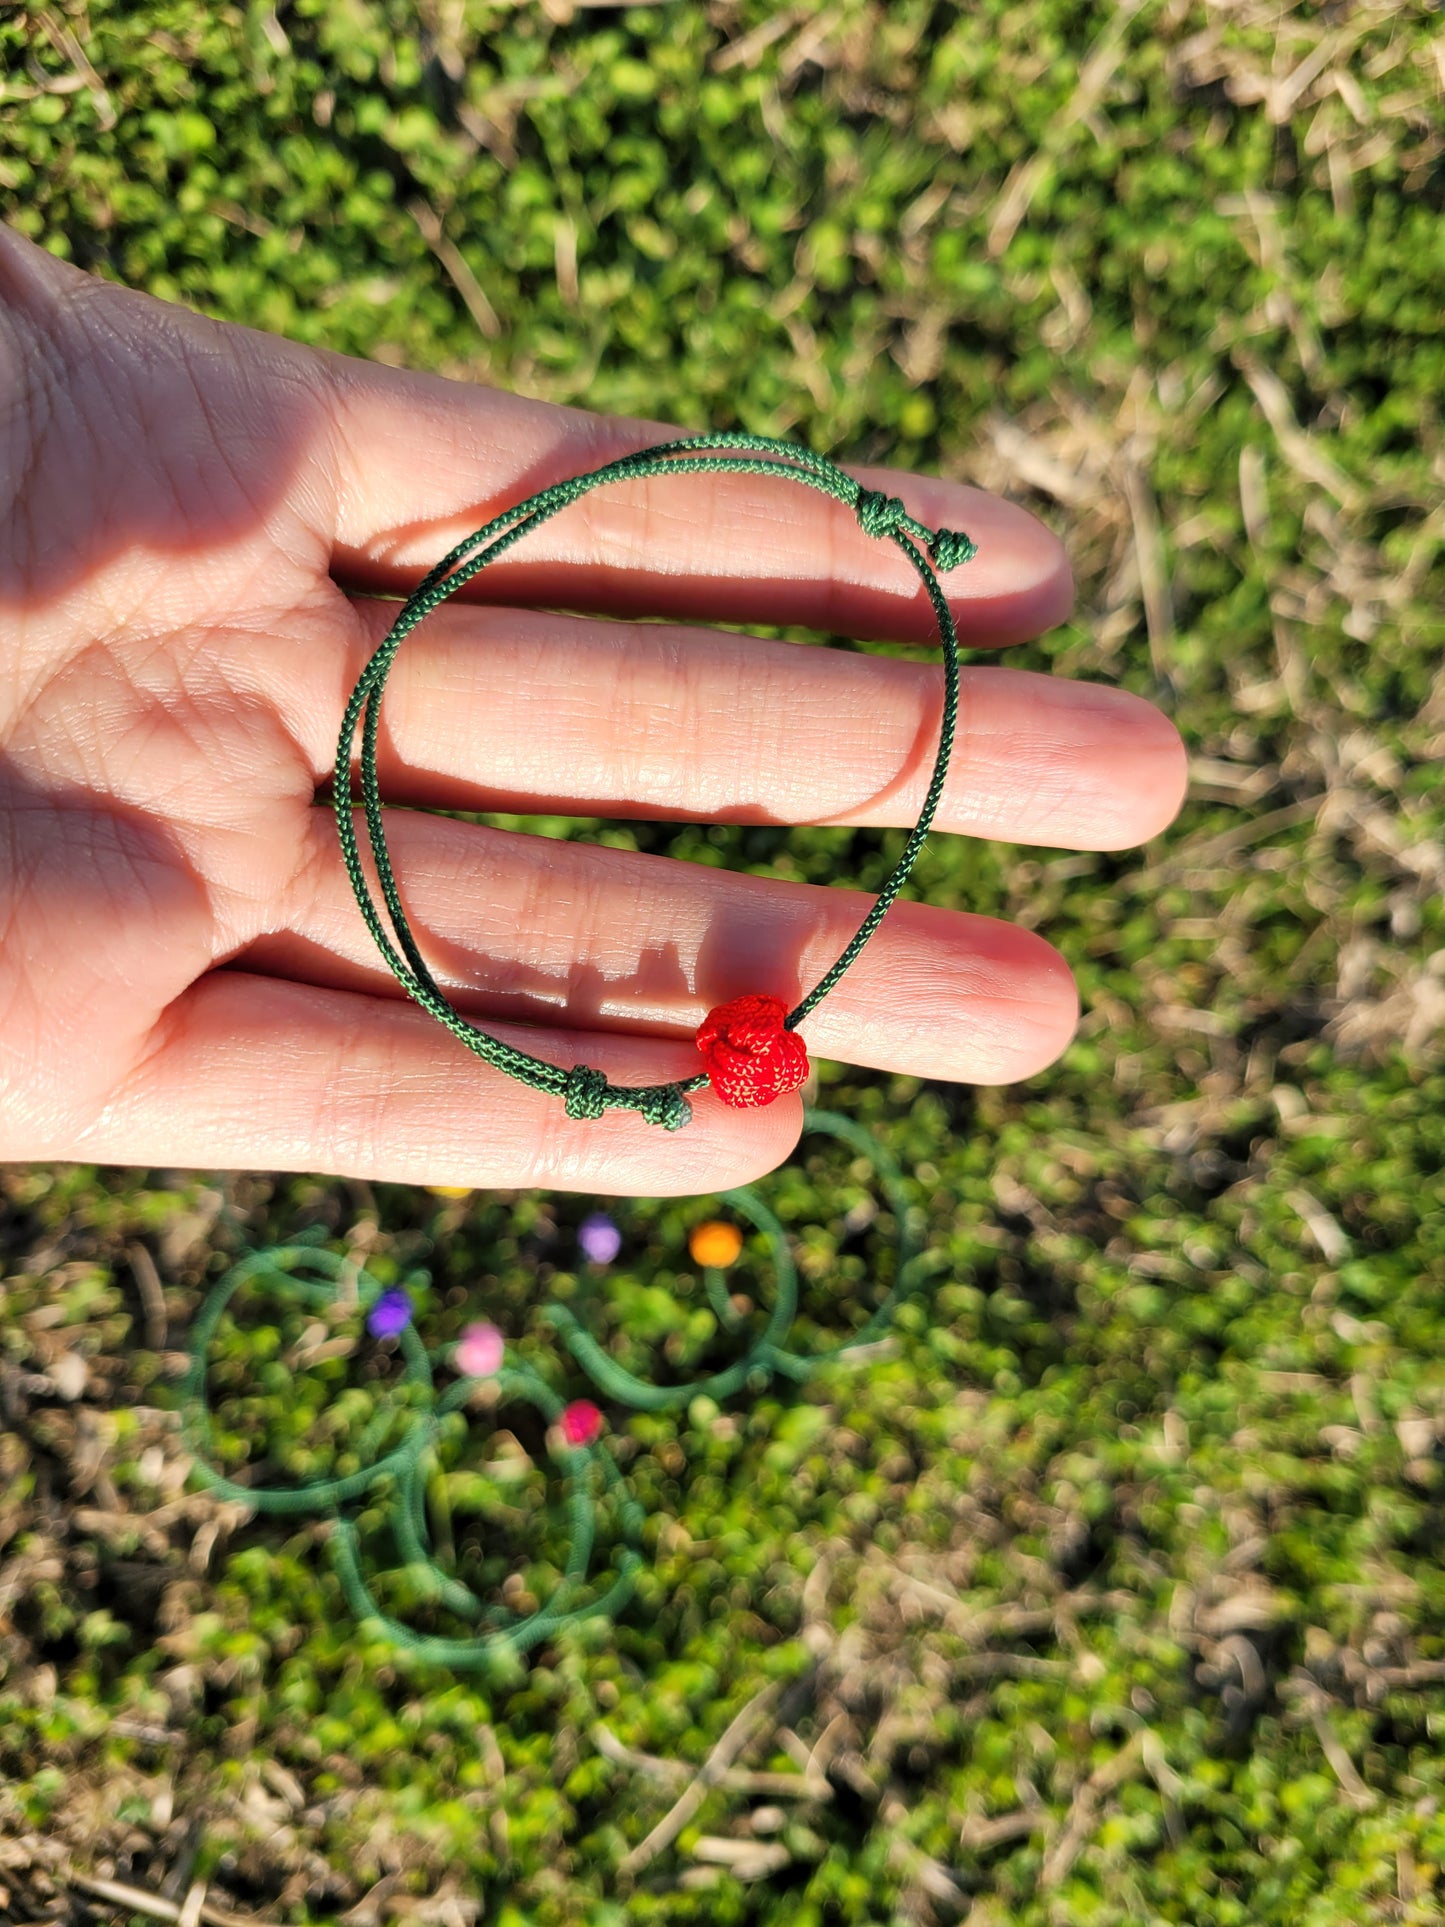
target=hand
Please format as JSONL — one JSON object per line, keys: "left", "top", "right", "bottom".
{"left": 0, "top": 228, "right": 1184, "bottom": 1196}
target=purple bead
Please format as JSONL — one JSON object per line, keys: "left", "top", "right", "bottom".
{"left": 578, "top": 1211, "right": 622, "bottom": 1266}
{"left": 366, "top": 1286, "right": 412, "bottom": 1340}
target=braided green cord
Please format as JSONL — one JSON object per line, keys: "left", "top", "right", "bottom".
{"left": 547, "top": 1108, "right": 938, "bottom": 1405}
{"left": 182, "top": 1109, "right": 940, "bottom": 1669}
{"left": 334, "top": 433, "right": 977, "bottom": 1129}
{"left": 182, "top": 1245, "right": 643, "bottom": 1672}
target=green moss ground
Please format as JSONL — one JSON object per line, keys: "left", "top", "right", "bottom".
{"left": 1, "top": 2, "right": 1443, "bottom": 1921}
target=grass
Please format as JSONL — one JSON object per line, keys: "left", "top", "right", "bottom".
{"left": 2, "top": 1, "right": 1444, "bottom": 1922}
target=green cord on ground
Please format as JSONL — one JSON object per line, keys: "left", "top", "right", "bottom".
{"left": 183, "top": 1109, "right": 939, "bottom": 1670}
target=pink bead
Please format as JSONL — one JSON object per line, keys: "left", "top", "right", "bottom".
{"left": 559, "top": 1399, "right": 604, "bottom": 1447}
{"left": 455, "top": 1322, "right": 504, "bottom": 1378}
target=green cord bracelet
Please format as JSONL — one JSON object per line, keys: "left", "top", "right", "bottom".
{"left": 182, "top": 1110, "right": 937, "bottom": 1670}
{"left": 548, "top": 1108, "right": 942, "bottom": 1407}
{"left": 182, "top": 1233, "right": 644, "bottom": 1672}
{"left": 334, "top": 432, "right": 977, "bottom": 1133}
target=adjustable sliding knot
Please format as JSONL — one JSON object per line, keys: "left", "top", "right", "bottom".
{"left": 855, "top": 487, "right": 909, "bottom": 540}
{"left": 854, "top": 486, "right": 975, "bottom": 572}
{"left": 637, "top": 1084, "right": 693, "bottom": 1133}
{"left": 929, "top": 527, "right": 978, "bottom": 571}
{"left": 564, "top": 1064, "right": 609, "bottom": 1121}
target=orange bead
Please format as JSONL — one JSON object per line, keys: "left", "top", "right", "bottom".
{"left": 689, "top": 1220, "right": 744, "bottom": 1269}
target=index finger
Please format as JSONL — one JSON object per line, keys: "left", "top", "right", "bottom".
{"left": 313, "top": 355, "right": 1074, "bottom": 648}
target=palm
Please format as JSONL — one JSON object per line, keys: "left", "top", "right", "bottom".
{"left": 0, "top": 229, "right": 1184, "bottom": 1194}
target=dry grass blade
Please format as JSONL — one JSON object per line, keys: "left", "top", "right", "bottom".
{"left": 1311, "top": 1713, "right": 1378, "bottom": 1809}
{"left": 711, "top": 5, "right": 804, "bottom": 72}
{"left": 35, "top": 8, "right": 115, "bottom": 128}
{"left": 592, "top": 1722, "right": 693, "bottom": 1785}
{"left": 618, "top": 1681, "right": 784, "bottom": 1878}
{"left": 988, "top": 0, "right": 1147, "bottom": 255}
{"left": 689, "top": 1836, "right": 791, "bottom": 1879}
{"left": 880, "top": 1788, "right": 967, "bottom": 1913}
{"left": 1132, "top": 797, "right": 1321, "bottom": 888}
{"left": 1038, "top": 1731, "right": 1146, "bottom": 1890}
{"left": 1283, "top": 1678, "right": 1377, "bottom": 1810}
{"left": 1287, "top": 1189, "right": 1349, "bottom": 1262}
{"left": 553, "top": 215, "right": 579, "bottom": 309}
{"left": 959, "top": 1807, "right": 1046, "bottom": 1851}
{"left": 129, "top": 1242, "right": 169, "bottom": 1350}
{"left": 985, "top": 415, "right": 1095, "bottom": 506}
{"left": 1120, "top": 455, "right": 1175, "bottom": 691}
{"left": 66, "top": 1874, "right": 279, "bottom": 1927}
{"left": 1234, "top": 353, "right": 1364, "bottom": 512}
{"left": 408, "top": 200, "right": 501, "bottom": 342}
{"left": 177, "top": 1882, "right": 208, "bottom": 1927}
{"left": 593, "top": 1723, "right": 828, "bottom": 1800}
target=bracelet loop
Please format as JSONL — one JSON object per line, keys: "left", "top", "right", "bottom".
{"left": 334, "top": 433, "right": 976, "bottom": 1128}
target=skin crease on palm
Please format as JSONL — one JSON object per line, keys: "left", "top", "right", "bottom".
{"left": 0, "top": 225, "right": 1187, "bottom": 1197}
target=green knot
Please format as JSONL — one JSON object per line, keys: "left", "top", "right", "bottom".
{"left": 637, "top": 1085, "right": 692, "bottom": 1132}
{"left": 855, "top": 487, "right": 908, "bottom": 539}
{"left": 563, "top": 1065, "right": 609, "bottom": 1121}
{"left": 928, "top": 527, "right": 976, "bottom": 570}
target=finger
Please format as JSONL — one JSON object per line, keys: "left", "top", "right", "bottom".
{"left": 313, "top": 356, "right": 1072, "bottom": 648}
{"left": 309, "top": 599, "right": 1185, "bottom": 852}
{"left": 255, "top": 811, "right": 1079, "bottom": 1087}
{"left": 99, "top": 973, "right": 802, "bottom": 1196}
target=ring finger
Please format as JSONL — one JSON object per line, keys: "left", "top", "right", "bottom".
{"left": 292, "top": 598, "right": 1186, "bottom": 853}
{"left": 251, "top": 807, "right": 1080, "bottom": 1088}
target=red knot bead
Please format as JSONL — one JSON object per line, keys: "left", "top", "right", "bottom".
{"left": 695, "top": 993, "right": 809, "bottom": 1109}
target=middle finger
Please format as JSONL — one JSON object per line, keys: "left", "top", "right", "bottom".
{"left": 301, "top": 598, "right": 1186, "bottom": 852}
